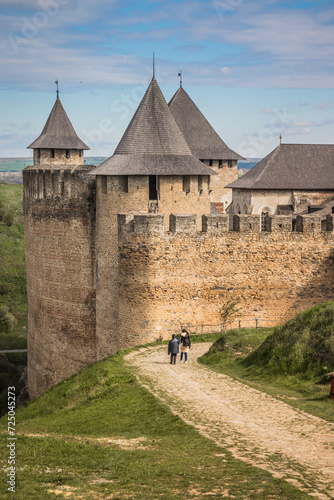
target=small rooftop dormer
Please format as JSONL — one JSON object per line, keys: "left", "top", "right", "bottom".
{"left": 27, "top": 87, "right": 89, "bottom": 168}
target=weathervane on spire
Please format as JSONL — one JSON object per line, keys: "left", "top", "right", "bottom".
{"left": 178, "top": 70, "right": 182, "bottom": 88}
{"left": 153, "top": 53, "right": 155, "bottom": 78}
{"left": 55, "top": 79, "right": 59, "bottom": 98}
{"left": 279, "top": 134, "right": 282, "bottom": 145}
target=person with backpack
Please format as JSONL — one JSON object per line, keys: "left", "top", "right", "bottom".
{"left": 180, "top": 328, "right": 191, "bottom": 363}
{"left": 168, "top": 334, "right": 179, "bottom": 364}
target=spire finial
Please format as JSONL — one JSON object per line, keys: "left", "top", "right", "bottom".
{"left": 279, "top": 134, "right": 282, "bottom": 145}
{"left": 55, "top": 79, "right": 59, "bottom": 98}
{"left": 153, "top": 53, "right": 155, "bottom": 78}
{"left": 178, "top": 70, "right": 182, "bottom": 88}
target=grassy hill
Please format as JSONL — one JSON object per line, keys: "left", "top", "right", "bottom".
{"left": 0, "top": 183, "right": 27, "bottom": 340}
{"left": 0, "top": 349, "right": 312, "bottom": 499}
{"left": 200, "top": 302, "right": 334, "bottom": 422}
{"left": 0, "top": 183, "right": 27, "bottom": 415}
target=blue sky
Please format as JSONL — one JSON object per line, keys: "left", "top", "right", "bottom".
{"left": 0, "top": 0, "right": 333, "bottom": 158}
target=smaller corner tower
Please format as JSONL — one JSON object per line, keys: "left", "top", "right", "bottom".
{"left": 27, "top": 86, "right": 89, "bottom": 167}
{"left": 24, "top": 86, "right": 96, "bottom": 399}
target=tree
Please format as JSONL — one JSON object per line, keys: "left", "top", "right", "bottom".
{"left": 220, "top": 299, "right": 242, "bottom": 330}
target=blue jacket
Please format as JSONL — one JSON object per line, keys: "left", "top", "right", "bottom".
{"left": 168, "top": 338, "right": 179, "bottom": 354}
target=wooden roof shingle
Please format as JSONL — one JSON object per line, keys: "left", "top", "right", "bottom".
{"left": 227, "top": 144, "right": 334, "bottom": 190}
{"left": 168, "top": 86, "right": 244, "bottom": 161}
{"left": 90, "top": 78, "right": 215, "bottom": 176}
{"left": 28, "top": 97, "right": 89, "bottom": 150}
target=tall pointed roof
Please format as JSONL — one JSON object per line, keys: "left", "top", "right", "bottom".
{"left": 168, "top": 87, "right": 244, "bottom": 161}
{"left": 227, "top": 144, "right": 334, "bottom": 190}
{"left": 27, "top": 97, "right": 89, "bottom": 150}
{"left": 90, "top": 78, "right": 215, "bottom": 176}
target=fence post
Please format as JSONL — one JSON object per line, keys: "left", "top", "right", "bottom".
{"left": 239, "top": 320, "right": 241, "bottom": 329}
{"left": 256, "top": 319, "right": 258, "bottom": 329}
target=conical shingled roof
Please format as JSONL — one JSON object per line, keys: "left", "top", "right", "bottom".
{"left": 90, "top": 78, "right": 215, "bottom": 176}
{"left": 27, "top": 97, "right": 89, "bottom": 150}
{"left": 226, "top": 144, "right": 334, "bottom": 190}
{"left": 168, "top": 87, "right": 244, "bottom": 161}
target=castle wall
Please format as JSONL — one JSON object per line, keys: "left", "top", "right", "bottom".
{"left": 23, "top": 165, "right": 96, "bottom": 398}
{"left": 158, "top": 175, "right": 210, "bottom": 230}
{"left": 116, "top": 213, "right": 334, "bottom": 346}
{"left": 95, "top": 173, "right": 212, "bottom": 356}
{"left": 203, "top": 159, "right": 238, "bottom": 207}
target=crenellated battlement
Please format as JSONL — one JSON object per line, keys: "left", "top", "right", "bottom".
{"left": 23, "top": 165, "right": 96, "bottom": 201}
{"left": 118, "top": 213, "right": 334, "bottom": 236}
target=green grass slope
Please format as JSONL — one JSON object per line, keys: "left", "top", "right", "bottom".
{"left": 242, "top": 301, "right": 334, "bottom": 380}
{"left": 0, "top": 351, "right": 312, "bottom": 499}
{"left": 0, "top": 183, "right": 27, "bottom": 338}
{"left": 200, "top": 302, "right": 334, "bottom": 422}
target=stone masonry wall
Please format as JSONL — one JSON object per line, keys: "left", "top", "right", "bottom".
{"left": 116, "top": 213, "right": 334, "bottom": 347}
{"left": 23, "top": 165, "right": 96, "bottom": 398}
{"left": 33, "top": 148, "right": 84, "bottom": 167}
{"left": 203, "top": 159, "right": 238, "bottom": 207}
{"left": 95, "top": 174, "right": 212, "bottom": 357}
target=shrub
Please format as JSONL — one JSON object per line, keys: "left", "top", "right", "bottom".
{"left": 0, "top": 306, "right": 17, "bottom": 332}
{"left": 3, "top": 211, "right": 14, "bottom": 226}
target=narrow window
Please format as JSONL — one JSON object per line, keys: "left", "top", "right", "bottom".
{"left": 37, "top": 148, "right": 40, "bottom": 159}
{"left": 149, "top": 175, "right": 158, "bottom": 200}
{"left": 198, "top": 176, "right": 203, "bottom": 193}
{"left": 66, "top": 149, "right": 70, "bottom": 159}
{"left": 121, "top": 175, "right": 128, "bottom": 193}
{"left": 51, "top": 148, "right": 55, "bottom": 158}
{"left": 182, "top": 175, "right": 190, "bottom": 193}
{"left": 79, "top": 150, "right": 82, "bottom": 157}
{"left": 218, "top": 160, "right": 223, "bottom": 169}
{"left": 101, "top": 176, "right": 107, "bottom": 194}
{"left": 228, "top": 160, "right": 233, "bottom": 168}
{"left": 209, "top": 159, "right": 213, "bottom": 167}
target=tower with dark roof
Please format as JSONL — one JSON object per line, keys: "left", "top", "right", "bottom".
{"left": 23, "top": 94, "right": 96, "bottom": 398}
{"left": 90, "top": 77, "right": 216, "bottom": 359}
{"left": 27, "top": 94, "right": 89, "bottom": 167}
{"left": 168, "top": 86, "right": 244, "bottom": 211}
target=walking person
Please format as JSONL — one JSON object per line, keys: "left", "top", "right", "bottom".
{"left": 180, "top": 328, "right": 191, "bottom": 363}
{"left": 168, "top": 334, "right": 179, "bottom": 364}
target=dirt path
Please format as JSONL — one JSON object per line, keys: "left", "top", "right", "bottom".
{"left": 125, "top": 343, "right": 334, "bottom": 500}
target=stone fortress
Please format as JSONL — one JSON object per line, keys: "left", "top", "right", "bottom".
{"left": 23, "top": 77, "right": 334, "bottom": 397}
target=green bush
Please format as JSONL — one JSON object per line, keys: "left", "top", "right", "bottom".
{"left": 0, "top": 305, "right": 17, "bottom": 332}
{"left": 0, "top": 205, "right": 6, "bottom": 222}
{"left": 3, "top": 211, "right": 14, "bottom": 226}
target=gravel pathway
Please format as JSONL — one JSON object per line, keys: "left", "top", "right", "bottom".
{"left": 125, "top": 343, "right": 334, "bottom": 500}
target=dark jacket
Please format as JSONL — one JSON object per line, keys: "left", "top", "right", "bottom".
{"left": 168, "top": 338, "right": 179, "bottom": 354}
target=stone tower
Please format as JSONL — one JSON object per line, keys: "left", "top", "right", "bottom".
{"left": 24, "top": 92, "right": 97, "bottom": 398}
{"left": 168, "top": 86, "right": 244, "bottom": 210}
{"left": 89, "top": 76, "right": 215, "bottom": 358}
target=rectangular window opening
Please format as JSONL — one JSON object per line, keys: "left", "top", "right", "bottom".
{"left": 66, "top": 149, "right": 70, "bottom": 159}
{"left": 182, "top": 175, "right": 190, "bottom": 193}
{"left": 121, "top": 176, "right": 128, "bottom": 193}
{"left": 51, "top": 149, "right": 55, "bottom": 158}
{"left": 218, "top": 160, "right": 223, "bottom": 169}
{"left": 149, "top": 175, "right": 158, "bottom": 200}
